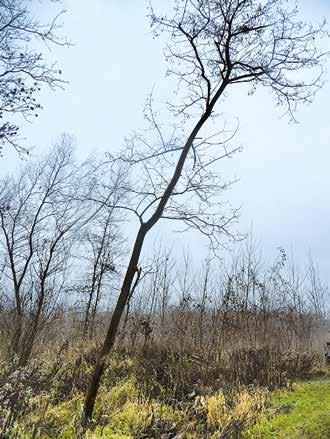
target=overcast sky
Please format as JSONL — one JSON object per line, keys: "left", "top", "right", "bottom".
{"left": 2, "top": 0, "right": 330, "bottom": 282}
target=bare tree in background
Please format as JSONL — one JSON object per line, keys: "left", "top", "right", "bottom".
{"left": 0, "top": 136, "right": 109, "bottom": 365}
{"left": 81, "top": 206, "right": 125, "bottom": 338}
{"left": 82, "top": 0, "right": 328, "bottom": 425}
{"left": 0, "top": 0, "right": 68, "bottom": 156}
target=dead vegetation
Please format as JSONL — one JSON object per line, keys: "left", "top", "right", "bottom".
{"left": 0, "top": 241, "right": 328, "bottom": 437}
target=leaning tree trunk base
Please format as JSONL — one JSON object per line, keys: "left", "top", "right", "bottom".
{"left": 81, "top": 359, "right": 106, "bottom": 429}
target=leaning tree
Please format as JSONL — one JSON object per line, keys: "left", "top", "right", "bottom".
{"left": 82, "top": 0, "right": 328, "bottom": 425}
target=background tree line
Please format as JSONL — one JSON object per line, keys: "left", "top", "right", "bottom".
{"left": 0, "top": 140, "right": 327, "bottom": 368}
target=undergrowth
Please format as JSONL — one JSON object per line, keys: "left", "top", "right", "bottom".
{"left": 0, "top": 342, "right": 325, "bottom": 438}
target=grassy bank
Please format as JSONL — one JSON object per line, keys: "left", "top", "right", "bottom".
{"left": 245, "top": 376, "right": 330, "bottom": 439}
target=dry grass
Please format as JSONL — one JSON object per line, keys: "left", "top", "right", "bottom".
{"left": 0, "top": 333, "right": 325, "bottom": 438}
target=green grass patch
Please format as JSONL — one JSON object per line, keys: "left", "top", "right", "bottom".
{"left": 244, "top": 378, "right": 330, "bottom": 439}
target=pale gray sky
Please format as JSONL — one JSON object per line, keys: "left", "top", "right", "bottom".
{"left": 2, "top": 0, "right": 330, "bottom": 281}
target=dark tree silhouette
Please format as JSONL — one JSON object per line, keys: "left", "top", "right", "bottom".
{"left": 0, "top": 0, "right": 68, "bottom": 157}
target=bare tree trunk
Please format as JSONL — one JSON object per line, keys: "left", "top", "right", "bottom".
{"left": 19, "top": 310, "right": 41, "bottom": 367}
{"left": 83, "top": 272, "right": 98, "bottom": 338}
{"left": 90, "top": 276, "right": 103, "bottom": 336}
{"left": 82, "top": 227, "right": 146, "bottom": 425}
{"left": 12, "top": 310, "right": 23, "bottom": 356}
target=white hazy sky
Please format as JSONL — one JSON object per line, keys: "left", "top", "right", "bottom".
{"left": 1, "top": 0, "right": 330, "bottom": 282}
